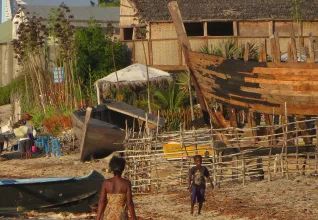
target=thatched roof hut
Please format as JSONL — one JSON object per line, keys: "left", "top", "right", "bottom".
{"left": 120, "top": 0, "right": 318, "bottom": 71}
{"left": 132, "top": 0, "right": 318, "bottom": 21}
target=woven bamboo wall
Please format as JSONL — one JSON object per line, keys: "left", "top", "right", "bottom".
{"left": 134, "top": 41, "right": 150, "bottom": 64}
{"left": 120, "top": 0, "right": 138, "bottom": 27}
{"left": 189, "top": 39, "right": 206, "bottom": 51}
{"left": 152, "top": 40, "right": 179, "bottom": 65}
{"left": 151, "top": 22, "right": 178, "bottom": 39}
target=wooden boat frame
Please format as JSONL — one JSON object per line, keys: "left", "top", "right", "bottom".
{"left": 168, "top": 1, "right": 318, "bottom": 128}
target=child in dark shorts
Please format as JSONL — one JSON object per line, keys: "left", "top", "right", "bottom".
{"left": 188, "top": 155, "right": 213, "bottom": 215}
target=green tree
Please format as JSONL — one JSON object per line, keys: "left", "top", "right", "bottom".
{"left": 74, "top": 20, "right": 126, "bottom": 89}
{"left": 152, "top": 84, "right": 188, "bottom": 110}
{"left": 99, "top": 0, "right": 120, "bottom": 7}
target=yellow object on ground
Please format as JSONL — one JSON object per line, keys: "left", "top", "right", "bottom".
{"left": 163, "top": 142, "right": 215, "bottom": 160}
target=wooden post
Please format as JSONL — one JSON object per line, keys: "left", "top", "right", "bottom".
{"left": 290, "top": 31, "right": 297, "bottom": 62}
{"left": 221, "top": 42, "right": 227, "bottom": 58}
{"left": 308, "top": 33, "right": 315, "bottom": 63}
{"left": 296, "top": 118, "right": 300, "bottom": 174}
{"left": 315, "top": 121, "right": 318, "bottom": 174}
{"left": 268, "top": 21, "right": 274, "bottom": 36}
{"left": 287, "top": 42, "right": 293, "bottom": 63}
{"left": 242, "top": 157, "right": 246, "bottom": 186}
{"left": 270, "top": 35, "right": 276, "bottom": 62}
{"left": 233, "top": 21, "right": 238, "bottom": 36}
{"left": 204, "top": 21, "right": 208, "bottom": 36}
{"left": 283, "top": 102, "right": 289, "bottom": 179}
{"left": 145, "top": 113, "right": 149, "bottom": 137}
{"left": 268, "top": 108, "right": 275, "bottom": 182}
{"left": 258, "top": 40, "right": 267, "bottom": 62}
{"left": 232, "top": 155, "right": 238, "bottom": 183}
{"left": 274, "top": 32, "right": 281, "bottom": 63}
{"left": 210, "top": 120, "right": 217, "bottom": 187}
{"left": 244, "top": 42, "right": 250, "bottom": 62}
{"left": 80, "top": 107, "right": 92, "bottom": 162}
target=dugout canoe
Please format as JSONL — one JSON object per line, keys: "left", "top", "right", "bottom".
{"left": 0, "top": 170, "right": 104, "bottom": 215}
{"left": 168, "top": 2, "right": 318, "bottom": 127}
{"left": 72, "top": 102, "right": 165, "bottom": 161}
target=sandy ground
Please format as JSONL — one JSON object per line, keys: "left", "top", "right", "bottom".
{"left": 1, "top": 152, "right": 318, "bottom": 220}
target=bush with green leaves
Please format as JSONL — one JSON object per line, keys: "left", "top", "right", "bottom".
{"left": 199, "top": 39, "right": 259, "bottom": 60}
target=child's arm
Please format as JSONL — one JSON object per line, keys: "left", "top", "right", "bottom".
{"left": 207, "top": 176, "right": 214, "bottom": 189}
{"left": 204, "top": 167, "right": 214, "bottom": 189}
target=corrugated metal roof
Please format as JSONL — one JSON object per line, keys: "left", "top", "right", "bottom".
{"left": 0, "top": 20, "right": 12, "bottom": 44}
{"left": 21, "top": 5, "right": 119, "bottom": 22}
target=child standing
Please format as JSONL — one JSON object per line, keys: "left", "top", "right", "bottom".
{"left": 188, "top": 154, "right": 213, "bottom": 215}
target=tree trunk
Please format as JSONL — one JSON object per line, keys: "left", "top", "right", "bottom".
{"left": 142, "top": 40, "right": 151, "bottom": 113}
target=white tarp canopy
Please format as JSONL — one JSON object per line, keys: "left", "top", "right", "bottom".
{"left": 96, "top": 63, "right": 172, "bottom": 85}
{"left": 96, "top": 64, "right": 172, "bottom": 103}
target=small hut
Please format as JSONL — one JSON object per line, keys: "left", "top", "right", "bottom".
{"left": 120, "top": 0, "right": 318, "bottom": 71}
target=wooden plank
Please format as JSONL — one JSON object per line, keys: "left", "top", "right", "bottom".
{"left": 150, "top": 65, "right": 187, "bottom": 71}
{"left": 244, "top": 42, "right": 249, "bottom": 62}
{"left": 80, "top": 107, "right": 92, "bottom": 162}
{"left": 221, "top": 42, "right": 227, "bottom": 58}
{"left": 269, "top": 21, "right": 274, "bottom": 36}
{"left": 258, "top": 40, "right": 267, "bottom": 62}
{"left": 290, "top": 31, "right": 298, "bottom": 62}
{"left": 233, "top": 21, "right": 238, "bottom": 36}
{"left": 168, "top": 1, "right": 224, "bottom": 128}
{"left": 287, "top": 42, "right": 293, "bottom": 63}
{"left": 269, "top": 35, "right": 276, "bottom": 62}
{"left": 308, "top": 32, "right": 315, "bottom": 63}
{"left": 204, "top": 21, "right": 208, "bottom": 36}
{"left": 274, "top": 32, "right": 281, "bottom": 63}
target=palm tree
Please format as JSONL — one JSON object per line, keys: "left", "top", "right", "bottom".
{"left": 153, "top": 83, "right": 187, "bottom": 110}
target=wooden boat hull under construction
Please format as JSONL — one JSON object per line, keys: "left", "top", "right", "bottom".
{"left": 168, "top": 1, "right": 318, "bottom": 129}
{"left": 72, "top": 107, "right": 126, "bottom": 161}
{"left": 0, "top": 170, "right": 104, "bottom": 215}
{"left": 189, "top": 51, "right": 318, "bottom": 116}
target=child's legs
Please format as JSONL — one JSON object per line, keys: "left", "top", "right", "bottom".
{"left": 190, "top": 186, "right": 197, "bottom": 214}
{"left": 197, "top": 187, "right": 206, "bottom": 214}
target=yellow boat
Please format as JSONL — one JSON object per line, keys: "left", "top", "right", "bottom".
{"left": 163, "top": 142, "right": 216, "bottom": 160}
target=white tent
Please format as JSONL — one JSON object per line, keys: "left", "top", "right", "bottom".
{"left": 96, "top": 63, "right": 172, "bottom": 104}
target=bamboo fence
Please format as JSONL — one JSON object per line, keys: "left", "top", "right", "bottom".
{"left": 122, "top": 116, "right": 318, "bottom": 193}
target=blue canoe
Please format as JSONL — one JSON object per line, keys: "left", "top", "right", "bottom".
{"left": 0, "top": 170, "right": 104, "bottom": 215}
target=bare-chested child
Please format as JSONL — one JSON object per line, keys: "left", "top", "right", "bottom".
{"left": 188, "top": 154, "right": 213, "bottom": 215}
{"left": 96, "top": 156, "right": 137, "bottom": 220}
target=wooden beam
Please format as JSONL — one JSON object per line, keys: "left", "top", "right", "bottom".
{"left": 168, "top": 1, "right": 224, "bottom": 128}
{"left": 287, "top": 42, "right": 293, "bottom": 63}
{"left": 150, "top": 65, "right": 187, "bottom": 71}
{"left": 308, "top": 32, "right": 315, "bottom": 63}
{"left": 290, "top": 31, "right": 297, "bottom": 62}
{"left": 80, "top": 107, "right": 92, "bottom": 162}
{"left": 221, "top": 42, "right": 227, "bottom": 58}
{"left": 258, "top": 40, "right": 267, "bottom": 62}
{"left": 244, "top": 42, "right": 249, "bottom": 62}
{"left": 204, "top": 21, "right": 208, "bottom": 36}
{"left": 269, "top": 35, "right": 276, "bottom": 62}
{"left": 269, "top": 21, "right": 274, "bottom": 36}
{"left": 274, "top": 32, "right": 281, "bottom": 63}
{"left": 233, "top": 21, "right": 238, "bottom": 36}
